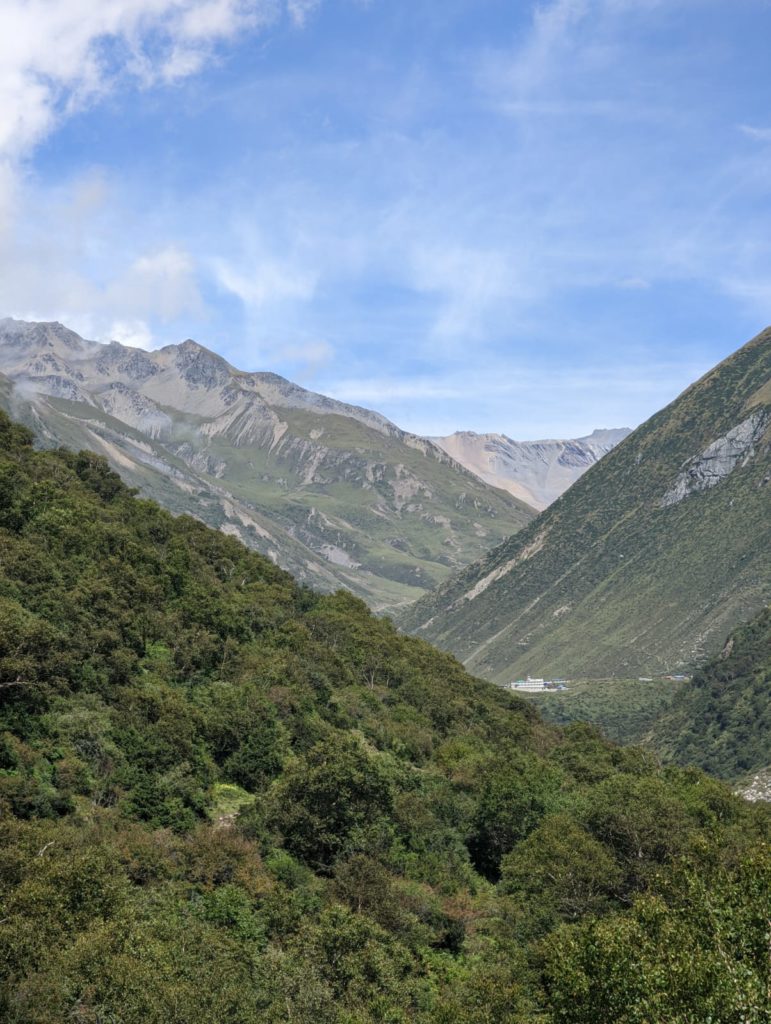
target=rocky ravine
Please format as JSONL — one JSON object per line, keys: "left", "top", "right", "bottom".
{"left": 0, "top": 318, "right": 536, "bottom": 609}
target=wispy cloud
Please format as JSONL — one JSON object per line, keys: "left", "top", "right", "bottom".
{"left": 287, "top": 0, "right": 321, "bottom": 27}
{"left": 0, "top": 170, "right": 204, "bottom": 347}
{"left": 213, "top": 257, "right": 317, "bottom": 307}
{"left": 320, "top": 354, "right": 711, "bottom": 439}
{"left": 0, "top": 0, "right": 319, "bottom": 347}
{"left": 0, "top": 0, "right": 769, "bottom": 438}
{"left": 478, "top": 0, "right": 683, "bottom": 122}
{"left": 739, "top": 123, "right": 771, "bottom": 143}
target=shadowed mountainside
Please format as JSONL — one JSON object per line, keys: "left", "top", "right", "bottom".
{"left": 648, "top": 605, "right": 771, "bottom": 781}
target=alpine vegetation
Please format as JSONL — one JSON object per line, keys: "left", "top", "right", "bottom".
{"left": 0, "top": 408, "right": 768, "bottom": 1023}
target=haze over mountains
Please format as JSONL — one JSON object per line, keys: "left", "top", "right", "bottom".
{"left": 431, "top": 429, "right": 631, "bottom": 510}
{"left": 0, "top": 318, "right": 538, "bottom": 610}
{"left": 400, "top": 328, "right": 771, "bottom": 682}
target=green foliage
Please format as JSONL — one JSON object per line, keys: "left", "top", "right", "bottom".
{"left": 0, "top": 408, "right": 768, "bottom": 1023}
{"left": 265, "top": 738, "right": 395, "bottom": 869}
{"left": 541, "top": 849, "right": 771, "bottom": 1023}
{"left": 468, "top": 752, "right": 564, "bottom": 879}
{"left": 651, "top": 606, "right": 771, "bottom": 779}
{"left": 523, "top": 676, "right": 678, "bottom": 745}
{"left": 499, "top": 814, "right": 623, "bottom": 938}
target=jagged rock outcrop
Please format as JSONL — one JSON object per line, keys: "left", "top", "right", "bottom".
{"left": 661, "top": 410, "right": 769, "bottom": 506}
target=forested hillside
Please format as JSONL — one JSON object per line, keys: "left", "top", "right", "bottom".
{"left": 0, "top": 410, "right": 769, "bottom": 1023}
{"left": 649, "top": 606, "right": 771, "bottom": 780}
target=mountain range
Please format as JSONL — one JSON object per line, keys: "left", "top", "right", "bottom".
{"left": 431, "top": 428, "right": 631, "bottom": 510}
{"left": 399, "top": 328, "right": 771, "bottom": 682}
{"left": 0, "top": 318, "right": 538, "bottom": 610}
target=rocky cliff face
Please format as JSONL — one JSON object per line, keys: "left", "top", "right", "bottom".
{"left": 431, "top": 428, "right": 631, "bottom": 510}
{"left": 661, "top": 410, "right": 769, "bottom": 507}
{"left": 0, "top": 318, "right": 535, "bottom": 609}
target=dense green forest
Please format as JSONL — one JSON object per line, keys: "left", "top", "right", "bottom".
{"left": 650, "top": 606, "right": 771, "bottom": 780}
{"left": 0, "top": 409, "right": 769, "bottom": 1023}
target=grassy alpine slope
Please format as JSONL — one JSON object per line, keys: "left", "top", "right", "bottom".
{"left": 400, "top": 327, "right": 771, "bottom": 682}
{"left": 0, "top": 409, "right": 769, "bottom": 1023}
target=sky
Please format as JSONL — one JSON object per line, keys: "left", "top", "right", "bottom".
{"left": 1, "top": 0, "right": 770, "bottom": 439}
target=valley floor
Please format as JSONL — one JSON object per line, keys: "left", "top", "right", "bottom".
{"left": 515, "top": 676, "right": 681, "bottom": 746}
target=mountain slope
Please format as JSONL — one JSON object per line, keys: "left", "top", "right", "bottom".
{"left": 431, "top": 428, "right": 631, "bottom": 510}
{"left": 400, "top": 328, "right": 771, "bottom": 681}
{"left": 648, "top": 605, "right": 771, "bottom": 780}
{"left": 0, "top": 407, "right": 768, "bottom": 1024}
{"left": 0, "top": 318, "right": 534, "bottom": 609}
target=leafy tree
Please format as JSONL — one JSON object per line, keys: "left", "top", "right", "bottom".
{"left": 266, "top": 738, "right": 394, "bottom": 869}
{"left": 467, "top": 753, "right": 565, "bottom": 880}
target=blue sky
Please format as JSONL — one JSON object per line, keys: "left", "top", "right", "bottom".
{"left": 1, "top": 0, "right": 770, "bottom": 438}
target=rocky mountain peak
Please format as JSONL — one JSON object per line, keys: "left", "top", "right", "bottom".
{"left": 0, "top": 317, "right": 535, "bottom": 610}
{"left": 431, "top": 427, "right": 631, "bottom": 509}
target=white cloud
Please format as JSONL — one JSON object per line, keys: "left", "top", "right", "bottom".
{"left": 618, "top": 277, "right": 651, "bottom": 290}
{"left": 213, "top": 257, "right": 317, "bottom": 306}
{"left": 0, "top": 0, "right": 324, "bottom": 347}
{"left": 108, "top": 318, "right": 156, "bottom": 349}
{"left": 480, "top": 0, "right": 685, "bottom": 120}
{"left": 719, "top": 275, "right": 771, "bottom": 318}
{"left": 320, "top": 354, "right": 709, "bottom": 439}
{"left": 107, "top": 245, "right": 203, "bottom": 322}
{"left": 279, "top": 338, "right": 334, "bottom": 369}
{"left": 0, "top": 168, "right": 204, "bottom": 346}
{"left": 739, "top": 124, "right": 771, "bottom": 144}
{"left": 410, "top": 244, "right": 525, "bottom": 341}
{"left": 0, "top": 0, "right": 305, "bottom": 160}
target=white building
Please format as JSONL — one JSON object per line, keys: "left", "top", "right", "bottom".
{"left": 510, "top": 675, "right": 548, "bottom": 692}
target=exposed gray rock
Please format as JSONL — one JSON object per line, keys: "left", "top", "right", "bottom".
{"left": 736, "top": 767, "right": 771, "bottom": 803}
{"left": 97, "top": 382, "right": 173, "bottom": 439}
{"left": 431, "top": 428, "right": 631, "bottom": 509}
{"left": 661, "top": 411, "right": 769, "bottom": 507}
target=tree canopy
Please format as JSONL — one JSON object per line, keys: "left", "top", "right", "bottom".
{"left": 0, "top": 409, "right": 768, "bottom": 1023}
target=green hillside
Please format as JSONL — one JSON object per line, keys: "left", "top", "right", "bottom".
{"left": 649, "top": 606, "right": 771, "bottom": 780}
{"left": 0, "top": 409, "right": 769, "bottom": 1023}
{"left": 400, "top": 328, "right": 771, "bottom": 682}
